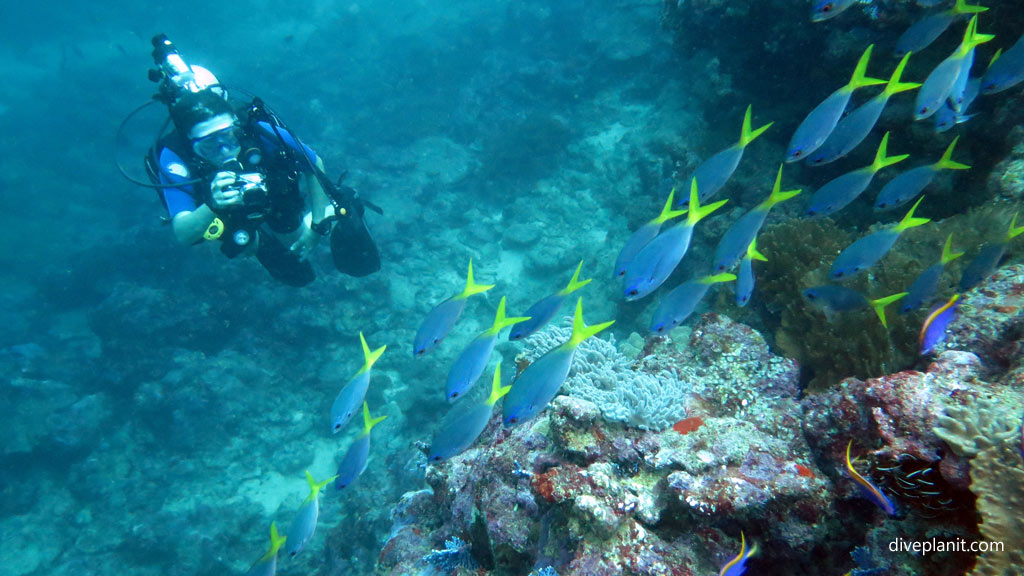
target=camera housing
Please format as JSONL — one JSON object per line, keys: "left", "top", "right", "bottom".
{"left": 225, "top": 172, "right": 268, "bottom": 208}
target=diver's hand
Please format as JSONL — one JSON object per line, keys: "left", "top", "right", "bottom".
{"left": 289, "top": 224, "right": 321, "bottom": 261}
{"left": 209, "top": 171, "right": 243, "bottom": 211}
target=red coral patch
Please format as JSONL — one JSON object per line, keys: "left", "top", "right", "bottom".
{"left": 672, "top": 416, "right": 705, "bottom": 435}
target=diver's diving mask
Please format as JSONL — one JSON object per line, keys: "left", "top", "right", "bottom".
{"left": 190, "top": 113, "right": 242, "bottom": 163}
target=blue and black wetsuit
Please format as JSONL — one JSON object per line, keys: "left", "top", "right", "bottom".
{"left": 150, "top": 116, "right": 321, "bottom": 286}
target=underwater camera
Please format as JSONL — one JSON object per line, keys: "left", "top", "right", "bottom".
{"left": 225, "top": 172, "right": 269, "bottom": 209}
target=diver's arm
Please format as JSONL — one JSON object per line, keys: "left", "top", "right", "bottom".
{"left": 307, "top": 156, "right": 331, "bottom": 226}
{"left": 171, "top": 204, "right": 217, "bottom": 244}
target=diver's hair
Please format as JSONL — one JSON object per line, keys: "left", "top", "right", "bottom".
{"left": 169, "top": 89, "right": 235, "bottom": 136}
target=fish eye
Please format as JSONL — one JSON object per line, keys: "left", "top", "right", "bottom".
{"left": 822, "top": 3, "right": 833, "bottom": 11}
{"left": 451, "top": 392, "right": 459, "bottom": 398}
{"left": 806, "top": 293, "right": 816, "bottom": 300}
{"left": 920, "top": 107, "right": 929, "bottom": 114}
{"left": 808, "top": 210, "right": 816, "bottom": 216}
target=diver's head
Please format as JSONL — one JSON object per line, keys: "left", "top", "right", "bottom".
{"left": 170, "top": 89, "right": 241, "bottom": 164}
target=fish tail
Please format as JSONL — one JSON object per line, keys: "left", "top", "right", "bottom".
{"left": 952, "top": 0, "right": 988, "bottom": 14}
{"left": 940, "top": 233, "right": 965, "bottom": 264}
{"left": 896, "top": 196, "right": 931, "bottom": 232}
{"left": 758, "top": 165, "right": 801, "bottom": 211}
{"left": 567, "top": 298, "right": 615, "bottom": 349}
{"left": 652, "top": 188, "right": 688, "bottom": 225}
{"left": 846, "top": 44, "right": 887, "bottom": 92}
{"left": 304, "top": 470, "right": 337, "bottom": 502}
{"left": 457, "top": 259, "right": 496, "bottom": 300}
{"left": 738, "top": 104, "right": 773, "bottom": 148}
{"left": 362, "top": 402, "right": 388, "bottom": 436}
{"left": 686, "top": 178, "right": 728, "bottom": 225}
{"left": 869, "top": 292, "right": 909, "bottom": 328}
{"left": 359, "top": 332, "right": 387, "bottom": 374}
{"left": 986, "top": 48, "right": 1003, "bottom": 70}
{"left": 257, "top": 522, "right": 287, "bottom": 562}
{"left": 557, "top": 260, "right": 593, "bottom": 296}
{"left": 489, "top": 296, "right": 531, "bottom": 335}
{"left": 1006, "top": 212, "right": 1024, "bottom": 241}
{"left": 486, "top": 362, "right": 512, "bottom": 406}
{"left": 934, "top": 136, "right": 971, "bottom": 171}
{"left": 698, "top": 272, "right": 738, "bottom": 285}
{"left": 871, "top": 132, "right": 910, "bottom": 172}
{"left": 965, "top": 16, "right": 995, "bottom": 51}
{"left": 747, "top": 238, "right": 768, "bottom": 262}
{"left": 884, "top": 53, "right": 922, "bottom": 96}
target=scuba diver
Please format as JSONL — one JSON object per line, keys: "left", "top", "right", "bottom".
{"left": 126, "top": 34, "right": 380, "bottom": 286}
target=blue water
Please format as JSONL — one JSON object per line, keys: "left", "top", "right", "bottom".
{"left": 2, "top": 1, "right": 1022, "bottom": 575}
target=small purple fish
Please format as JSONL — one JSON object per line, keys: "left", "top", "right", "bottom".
{"left": 919, "top": 294, "right": 960, "bottom": 355}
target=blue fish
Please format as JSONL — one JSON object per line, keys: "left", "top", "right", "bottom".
{"left": 806, "top": 133, "right": 909, "bottom": 217}
{"left": 246, "top": 522, "right": 287, "bottom": 576}
{"left": 803, "top": 286, "right": 908, "bottom": 328}
{"left": 806, "top": 55, "right": 920, "bottom": 166}
{"left": 615, "top": 189, "right": 687, "bottom": 278}
{"left": 503, "top": 299, "right": 614, "bottom": 426}
{"left": 511, "top": 261, "right": 591, "bottom": 340}
{"left": 914, "top": 16, "right": 994, "bottom": 120}
{"left": 811, "top": 0, "right": 858, "bottom": 22}
{"left": 430, "top": 363, "right": 511, "bottom": 461}
{"left": 713, "top": 165, "right": 799, "bottom": 272}
{"left": 981, "top": 35, "right": 1024, "bottom": 94}
{"left": 874, "top": 136, "right": 970, "bottom": 211}
{"left": 786, "top": 45, "right": 886, "bottom": 162}
{"left": 845, "top": 441, "right": 897, "bottom": 516}
{"left": 920, "top": 294, "right": 961, "bottom": 354}
{"left": 335, "top": 402, "right": 388, "bottom": 490}
{"left": 285, "top": 471, "right": 336, "bottom": 558}
{"left": 959, "top": 212, "right": 1024, "bottom": 290}
{"left": 650, "top": 273, "right": 736, "bottom": 334}
{"left": 934, "top": 79, "right": 979, "bottom": 133}
{"left": 413, "top": 259, "right": 494, "bottom": 357}
{"left": 895, "top": 0, "right": 988, "bottom": 57}
{"left": 330, "top": 332, "right": 386, "bottom": 434}
{"left": 830, "top": 197, "right": 930, "bottom": 280}
{"left": 901, "top": 234, "right": 964, "bottom": 314}
{"left": 719, "top": 531, "right": 758, "bottom": 576}
{"left": 447, "top": 296, "right": 529, "bottom": 401}
{"left": 680, "top": 105, "right": 772, "bottom": 206}
{"left": 736, "top": 239, "right": 767, "bottom": 307}
{"left": 622, "top": 179, "right": 727, "bottom": 301}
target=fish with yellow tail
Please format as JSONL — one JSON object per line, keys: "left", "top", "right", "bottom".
{"left": 914, "top": 16, "right": 994, "bottom": 120}
{"left": 736, "top": 239, "right": 767, "bottom": 307}
{"left": 959, "top": 212, "right": 1024, "bottom": 291}
{"left": 330, "top": 332, "right": 386, "bottom": 434}
{"left": 895, "top": 0, "right": 988, "bottom": 57}
{"left": 845, "top": 440, "right": 897, "bottom": 516}
{"left": 680, "top": 105, "right": 772, "bottom": 207}
{"left": 245, "top": 522, "right": 286, "bottom": 576}
{"left": 622, "top": 179, "right": 727, "bottom": 301}
{"left": 713, "top": 165, "right": 799, "bottom": 272}
{"left": 335, "top": 402, "right": 388, "bottom": 490}
{"left": 802, "top": 286, "right": 907, "bottom": 329}
{"left": 413, "top": 259, "right": 494, "bottom": 357}
{"left": 431, "top": 363, "right": 511, "bottom": 461}
{"left": 650, "top": 273, "right": 736, "bottom": 334}
{"left": 901, "top": 234, "right": 964, "bottom": 314}
{"left": 285, "top": 471, "right": 336, "bottom": 558}
{"left": 786, "top": 45, "right": 886, "bottom": 162}
{"left": 615, "top": 191, "right": 687, "bottom": 279}
{"left": 447, "top": 296, "right": 528, "bottom": 401}
{"left": 829, "top": 197, "right": 930, "bottom": 280}
{"left": 806, "top": 132, "right": 909, "bottom": 217}
{"left": 875, "top": 136, "right": 970, "bottom": 212}
{"left": 503, "top": 299, "right": 614, "bottom": 426}
{"left": 510, "top": 261, "right": 591, "bottom": 340}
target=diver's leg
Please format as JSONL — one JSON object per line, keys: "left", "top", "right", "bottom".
{"left": 254, "top": 228, "right": 316, "bottom": 286}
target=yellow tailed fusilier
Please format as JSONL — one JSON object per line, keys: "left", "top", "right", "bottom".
{"left": 830, "top": 197, "right": 930, "bottom": 280}
{"left": 736, "top": 240, "right": 767, "bottom": 308}
{"left": 446, "top": 296, "right": 528, "bottom": 401}
{"left": 981, "top": 34, "right": 1024, "bottom": 94}
{"left": 806, "top": 54, "right": 920, "bottom": 166}
{"left": 679, "top": 105, "right": 772, "bottom": 207}
{"left": 622, "top": 180, "right": 727, "bottom": 301}
{"left": 335, "top": 402, "right": 387, "bottom": 490}
{"left": 503, "top": 299, "right": 613, "bottom": 426}
{"left": 330, "top": 332, "right": 386, "bottom": 434}
{"left": 413, "top": 259, "right": 494, "bottom": 357}
{"left": 285, "top": 471, "right": 336, "bottom": 558}
{"left": 786, "top": 45, "right": 886, "bottom": 163}
{"left": 430, "top": 364, "right": 511, "bottom": 462}
{"left": 650, "top": 273, "right": 735, "bottom": 334}
{"left": 510, "top": 261, "right": 591, "bottom": 340}
{"left": 895, "top": 0, "right": 987, "bottom": 57}
{"left": 875, "top": 136, "right": 969, "bottom": 211}
{"left": 914, "top": 16, "right": 994, "bottom": 120}
{"left": 615, "top": 193, "right": 687, "bottom": 279}
{"left": 900, "top": 234, "right": 964, "bottom": 314}
{"left": 712, "top": 165, "right": 799, "bottom": 272}
{"left": 959, "top": 212, "right": 1024, "bottom": 290}
{"left": 245, "top": 522, "right": 286, "bottom": 576}
{"left": 806, "top": 132, "right": 908, "bottom": 217}
{"left": 802, "top": 286, "right": 907, "bottom": 328}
